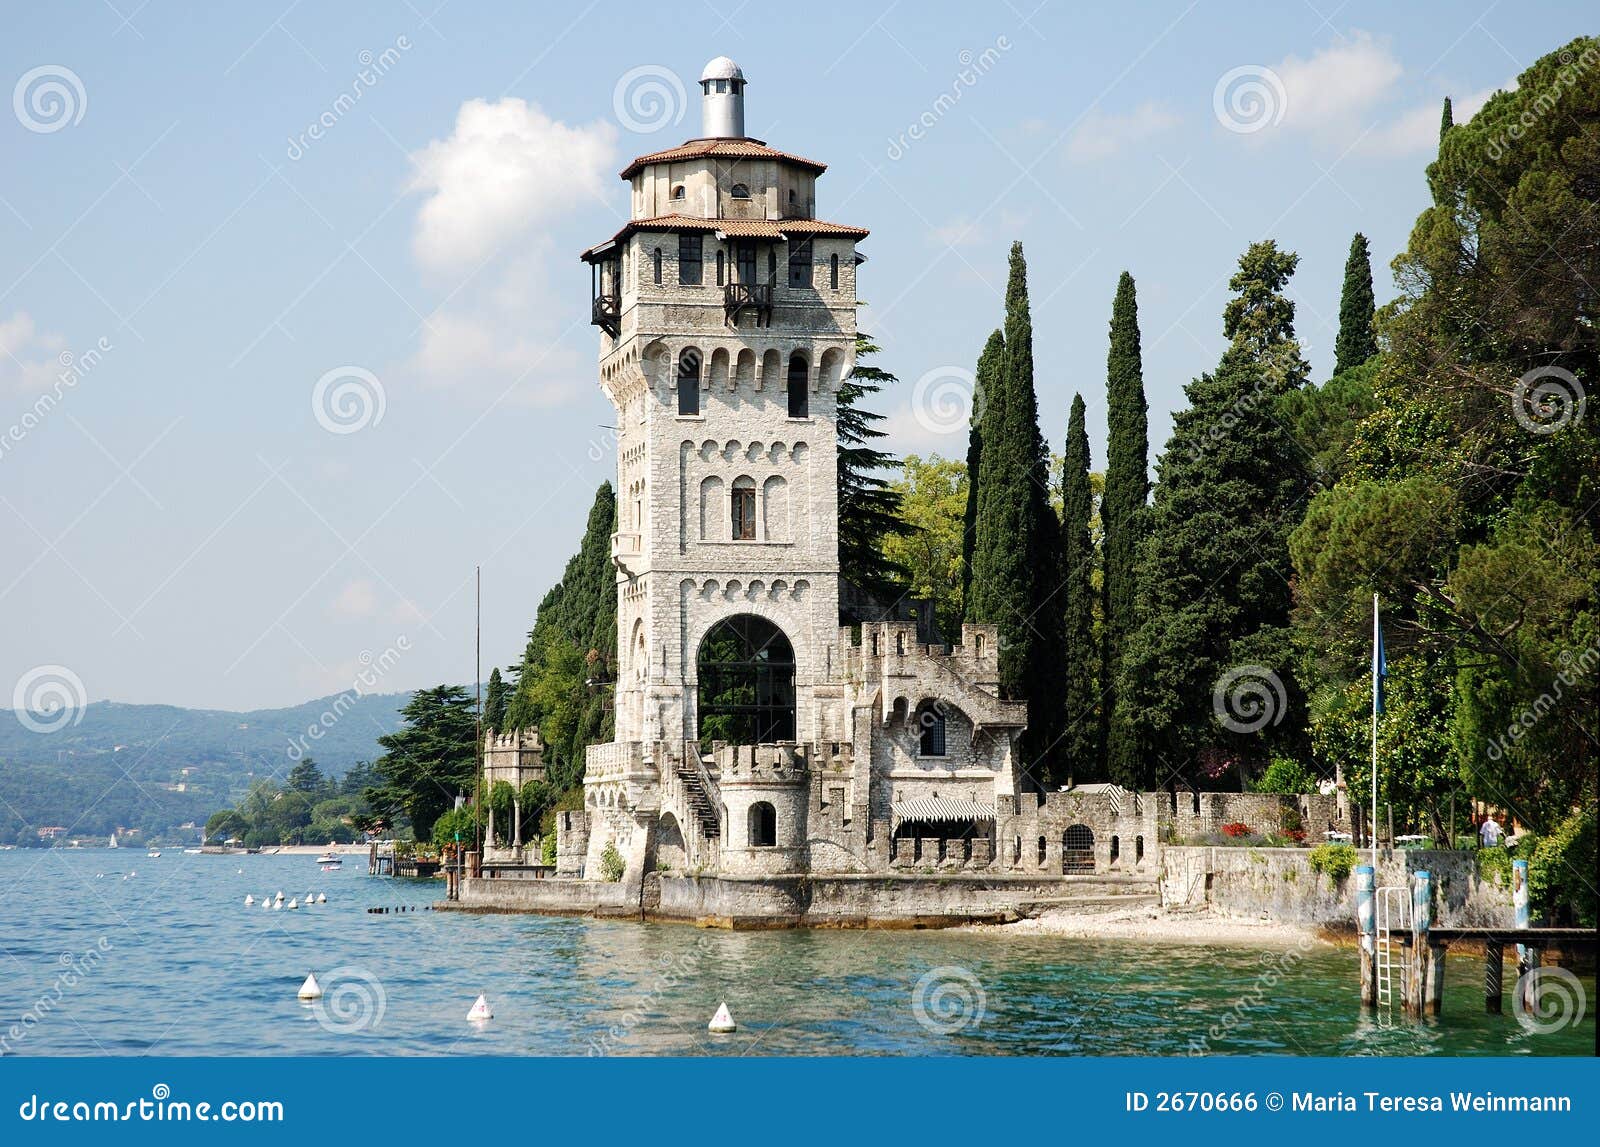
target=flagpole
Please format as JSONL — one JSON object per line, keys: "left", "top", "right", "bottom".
{"left": 1371, "top": 592, "right": 1380, "bottom": 868}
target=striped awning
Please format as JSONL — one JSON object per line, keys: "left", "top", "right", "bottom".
{"left": 891, "top": 798, "right": 995, "bottom": 828}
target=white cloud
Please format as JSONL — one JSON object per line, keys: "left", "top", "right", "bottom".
{"left": 408, "top": 249, "right": 586, "bottom": 403}
{"left": 408, "top": 98, "right": 617, "bottom": 272}
{"left": 331, "top": 579, "right": 379, "bottom": 620}
{"left": 1275, "top": 32, "right": 1403, "bottom": 133}
{"left": 1067, "top": 101, "right": 1181, "bottom": 161}
{"left": 0, "top": 311, "right": 66, "bottom": 394}
{"left": 1362, "top": 82, "right": 1509, "bottom": 155}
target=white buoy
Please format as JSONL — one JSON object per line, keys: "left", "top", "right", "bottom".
{"left": 467, "top": 994, "right": 493, "bottom": 1022}
{"left": 263, "top": 900, "right": 271, "bottom": 911}
{"left": 305, "top": 892, "right": 314, "bottom": 904}
{"left": 287, "top": 898, "right": 298, "bottom": 909}
{"left": 275, "top": 890, "right": 284, "bottom": 901}
{"left": 245, "top": 894, "right": 254, "bottom": 906}
{"left": 298, "top": 973, "right": 322, "bottom": 1000}
{"left": 273, "top": 900, "right": 282, "bottom": 910}
{"left": 317, "top": 893, "right": 327, "bottom": 903}
{"left": 708, "top": 1002, "right": 736, "bottom": 1033}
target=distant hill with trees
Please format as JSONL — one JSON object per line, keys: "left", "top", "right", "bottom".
{"left": 0, "top": 692, "right": 408, "bottom": 845}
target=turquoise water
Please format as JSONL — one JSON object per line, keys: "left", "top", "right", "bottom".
{"left": 0, "top": 850, "right": 1590, "bottom": 1056}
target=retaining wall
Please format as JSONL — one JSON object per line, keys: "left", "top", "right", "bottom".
{"left": 1163, "top": 846, "right": 1513, "bottom": 928}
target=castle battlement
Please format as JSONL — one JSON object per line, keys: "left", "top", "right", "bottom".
{"left": 711, "top": 740, "right": 853, "bottom": 781}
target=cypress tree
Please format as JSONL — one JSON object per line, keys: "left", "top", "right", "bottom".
{"left": 1122, "top": 241, "right": 1310, "bottom": 787}
{"left": 1100, "top": 272, "right": 1148, "bottom": 786}
{"left": 1059, "top": 393, "right": 1100, "bottom": 780}
{"left": 960, "top": 329, "right": 1004, "bottom": 620}
{"left": 484, "top": 666, "right": 507, "bottom": 733}
{"left": 1439, "top": 96, "right": 1453, "bottom": 145}
{"left": 967, "top": 243, "right": 1064, "bottom": 783}
{"left": 1333, "top": 233, "right": 1378, "bottom": 377}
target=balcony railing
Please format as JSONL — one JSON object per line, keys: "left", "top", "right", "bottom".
{"left": 723, "top": 282, "right": 773, "bottom": 326}
{"left": 591, "top": 293, "right": 621, "bottom": 338}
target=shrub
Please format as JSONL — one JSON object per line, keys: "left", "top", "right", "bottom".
{"left": 1308, "top": 842, "right": 1358, "bottom": 881}
{"left": 1528, "top": 808, "right": 1596, "bottom": 927}
{"left": 540, "top": 833, "right": 557, "bottom": 867}
{"left": 1254, "top": 757, "right": 1316, "bottom": 794}
{"left": 598, "top": 841, "right": 625, "bottom": 882}
{"left": 1221, "top": 822, "right": 1252, "bottom": 838}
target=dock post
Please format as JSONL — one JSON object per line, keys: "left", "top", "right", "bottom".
{"left": 1406, "top": 870, "right": 1438, "bottom": 1017}
{"left": 1485, "top": 942, "right": 1504, "bottom": 1014}
{"left": 1355, "top": 864, "right": 1377, "bottom": 1008}
{"left": 1512, "top": 858, "right": 1540, "bottom": 1015}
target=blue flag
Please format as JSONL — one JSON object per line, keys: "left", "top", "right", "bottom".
{"left": 1373, "top": 611, "right": 1387, "bottom": 715}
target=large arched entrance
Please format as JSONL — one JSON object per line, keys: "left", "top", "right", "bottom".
{"left": 696, "top": 614, "right": 795, "bottom": 748}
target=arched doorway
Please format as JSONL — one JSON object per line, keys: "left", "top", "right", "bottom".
{"left": 696, "top": 614, "right": 795, "bottom": 748}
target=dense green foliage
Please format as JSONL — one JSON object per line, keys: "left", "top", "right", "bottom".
{"left": 1100, "top": 272, "right": 1148, "bottom": 784}
{"left": 1121, "top": 241, "right": 1311, "bottom": 787}
{"left": 967, "top": 244, "right": 1067, "bottom": 782}
{"left": 365, "top": 685, "right": 479, "bottom": 841}
{"left": 503, "top": 484, "right": 618, "bottom": 797}
{"left": 1308, "top": 842, "right": 1358, "bottom": 881}
{"left": 883, "top": 454, "right": 968, "bottom": 637}
{"left": 838, "top": 330, "right": 909, "bottom": 600}
{"left": 483, "top": 667, "right": 507, "bottom": 733}
{"left": 1290, "top": 40, "right": 1598, "bottom": 859}
{"left": 960, "top": 330, "right": 1004, "bottom": 619}
{"left": 204, "top": 758, "right": 373, "bottom": 847}
{"left": 1058, "top": 395, "right": 1101, "bottom": 779}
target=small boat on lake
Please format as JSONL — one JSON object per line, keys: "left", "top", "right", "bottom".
{"left": 147, "top": 850, "right": 161, "bottom": 858}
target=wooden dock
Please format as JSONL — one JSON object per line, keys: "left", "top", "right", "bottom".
{"left": 1356, "top": 860, "right": 1596, "bottom": 1017}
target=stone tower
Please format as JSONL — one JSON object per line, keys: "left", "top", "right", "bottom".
{"left": 582, "top": 57, "right": 867, "bottom": 750}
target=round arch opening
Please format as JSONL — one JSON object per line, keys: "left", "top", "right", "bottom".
{"left": 696, "top": 614, "right": 795, "bottom": 748}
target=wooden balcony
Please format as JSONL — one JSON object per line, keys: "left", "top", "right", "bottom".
{"left": 591, "top": 293, "right": 621, "bottom": 338}
{"left": 723, "top": 282, "right": 773, "bottom": 326}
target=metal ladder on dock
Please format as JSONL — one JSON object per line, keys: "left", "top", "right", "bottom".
{"left": 1375, "top": 885, "right": 1410, "bottom": 1008}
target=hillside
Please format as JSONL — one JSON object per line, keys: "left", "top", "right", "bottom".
{"left": 0, "top": 692, "right": 410, "bottom": 844}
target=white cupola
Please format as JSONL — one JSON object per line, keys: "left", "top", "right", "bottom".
{"left": 699, "top": 56, "right": 746, "bottom": 139}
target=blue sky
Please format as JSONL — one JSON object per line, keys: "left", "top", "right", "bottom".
{"left": 1, "top": 0, "right": 1589, "bottom": 711}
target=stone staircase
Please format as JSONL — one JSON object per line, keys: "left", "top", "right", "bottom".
{"left": 675, "top": 764, "right": 721, "bottom": 840}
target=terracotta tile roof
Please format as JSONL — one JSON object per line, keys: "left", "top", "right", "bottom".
{"left": 582, "top": 214, "right": 868, "bottom": 260}
{"left": 619, "top": 138, "right": 827, "bottom": 179}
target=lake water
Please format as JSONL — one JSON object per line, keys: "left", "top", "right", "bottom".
{"left": 0, "top": 850, "right": 1590, "bottom": 1056}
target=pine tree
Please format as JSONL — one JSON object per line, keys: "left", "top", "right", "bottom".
{"left": 1439, "top": 96, "right": 1453, "bottom": 145}
{"left": 967, "top": 243, "right": 1065, "bottom": 783}
{"left": 484, "top": 666, "right": 507, "bottom": 733}
{"left": 1333, "top": 233, "right": 1378, "bottom": 377}
{"left": 960, "top": 329, "right": 1003, "bottom": 620}
{"left": 1059, "top": 393, "right": 1101, "bottom": 779}
{"left": 838, "top": 330, "right": 909, "bottom": 600}
{"left": 1122, "top": 242, "right": 1311, "bottom": 787}
{"left": 1100, "top": 272, "right": 1148, "bottom": 786}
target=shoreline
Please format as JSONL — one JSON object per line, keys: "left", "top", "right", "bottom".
{"left": 962, "top": 905, "right": 1335, "bottom": 947}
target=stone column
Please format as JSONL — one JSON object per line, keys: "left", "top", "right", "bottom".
{"left": 512, "top": 796, "right": 523, "bottom": 849}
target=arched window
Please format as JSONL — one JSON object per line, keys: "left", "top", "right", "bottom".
{"left": 1109, "top": 835, "right": 1121, "bottom": 866}
{"left": 652, "top": 248, "right": 662, "bottom": 285}
{"left": 830, "top": 252, "right": 839, "bottom": 289}
{"left": 731, "top": 477, "right": 756, "bottom": 540}
{"left": 895, "top": 632, "right": 905, "bottom": 656}
{"left": 696, "top": 615, "right": 796, "bottom": 746}
{"left": 716, "top": 250, "right": 725, "bottom": 286}
{"left": 748, "top": 802, "right": 776, "bottom": 847}
{"left": 786, "top": 354, "right": 808, "bottom": 417}
{"left": 916, "top": 702, "right": 946, "bottom": 757}
{"left": 1063, "top": 824, "right": 1095, "bottom": 874}
{"left": 671, "top": 184, "right": 686, "bottom": 201}
{"left": 677, "top": 351, "right": 700, "bottom": 416}
{"left": 1135, "top": 835, "right": 1145, "bottom": 865}
{"left": 730, "top": 183, "right": 750, "bottom": 200}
